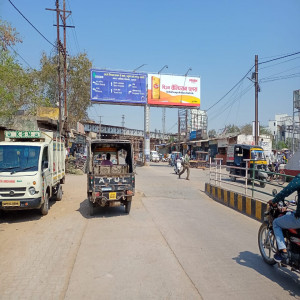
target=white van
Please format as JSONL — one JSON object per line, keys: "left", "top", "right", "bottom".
{"left": 150, "top": 150, "right": 160, "bottom": 162}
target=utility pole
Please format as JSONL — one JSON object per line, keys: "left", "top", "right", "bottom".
{"left": 121, "top": 114, "right": 125, "bottom": 135}
{"left": 254, "top": 55, "right": 259, "bottom": 145}
{"left": 46, "top": 0, "right": 74, "bottom": 137}
{"left": 98, "top": 116, "right": 102, "bottom": 139}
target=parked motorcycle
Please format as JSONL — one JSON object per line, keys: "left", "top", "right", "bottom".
{"left": 174, "top": 158, "right": 182, "bottom": 174}
{"left": 258, "top": 195, "right": 300, "bottom": 272}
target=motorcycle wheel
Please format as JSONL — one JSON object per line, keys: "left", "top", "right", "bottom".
{"left": 258, "top": 223, "right": 276, "bottom": 265}
{"left": 277, "top": 170, "right": 285, "bottom": 186}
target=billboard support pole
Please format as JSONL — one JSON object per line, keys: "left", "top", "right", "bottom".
{"left": 144, "top": 104, "right": 150, "bottom": 166}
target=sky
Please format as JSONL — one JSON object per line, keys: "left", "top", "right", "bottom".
{"left": 1, "top": 0, "right": 300, "bottom": 134}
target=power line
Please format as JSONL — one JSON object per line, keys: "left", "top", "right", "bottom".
{"left": 8, "top": 0, "right": 57, "bottom": 49}
{"left": 259, "top": 51, "right": 300, "bottom": 65}
{"left": 205, "top": 65, "right": 254, "bottom": 112}
{"left": 7, "top": 44, "right": 34, "bottom": 69}
{"left": 259, "top": 56, "right": 300, "bottom": 71}
{"left": 260, "top": 72, "right": 300, "bottom": 83}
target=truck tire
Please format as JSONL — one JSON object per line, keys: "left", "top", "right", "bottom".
{"left": 55, "top": 185, "right": 63, "bottom": 201}
{"left": 40, "top": 193, "right": 49, "bottom": 215}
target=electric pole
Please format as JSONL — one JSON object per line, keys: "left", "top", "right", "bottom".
{"left": 99, "top": 116, "right": 102, "bottom": 139}
{"left": 46, "top": 0, "right": 74, "bottom": 137}
{"left": 255, "top": 55, "right": 259, "bottom": 145}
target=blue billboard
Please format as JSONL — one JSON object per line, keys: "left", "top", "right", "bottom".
{"left": 90, "top": 69, "right": 147, "bottom": 105}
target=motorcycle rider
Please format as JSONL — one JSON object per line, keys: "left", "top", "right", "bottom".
{"left": 268, "top": 173, "right": 300, "bottom": 263}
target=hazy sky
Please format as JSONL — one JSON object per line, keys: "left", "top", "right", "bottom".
{"left": 1, "top": 0, "right": 300, "bottom": 133}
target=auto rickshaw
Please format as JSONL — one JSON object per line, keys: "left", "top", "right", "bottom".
{"left": 226, "top": 144, "right": 268, "bottom": 187}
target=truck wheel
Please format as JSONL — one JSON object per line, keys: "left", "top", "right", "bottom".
{"left": 55, "top": 185, "right": 63, "bottom": 201}
{"left": 40, "top": 193, "right": 49, "bottom": 216}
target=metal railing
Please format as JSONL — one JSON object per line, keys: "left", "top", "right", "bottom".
{"left": 209, "top": 158, "right": 294, "bottom": 201}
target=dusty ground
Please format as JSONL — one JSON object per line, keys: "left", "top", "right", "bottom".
{"left": 0, "top": 174, "right": 90, "bottom": 299}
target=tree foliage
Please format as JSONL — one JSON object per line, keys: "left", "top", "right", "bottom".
{"left": 0, "top": 20, "right": 22, "bottom": 50}
{"left": 224, "top": 124, "right": 240, "bottom": 134}
{"left": 208, "top": 129, "right": 216, "bottom": 138}
{"left": 0, "top": 18, "right": 92, "bottom": 126}
{"left": 37, "top": 52, "right": 92, "bottom": 127}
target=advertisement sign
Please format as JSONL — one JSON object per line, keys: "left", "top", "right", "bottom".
{"left": 147, "top": 74, "right": 200, "bottom": 107}
{"left": 190, "top": 131, "right": 197, "bottom": 140}
{"left": 90, "top": 69, "right": 147, "bottom": 105}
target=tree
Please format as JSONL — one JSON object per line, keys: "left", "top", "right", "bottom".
{"left": 37, "top": 52, "right": 92, "bottom": 127}
{"left": 0, "top": 20, "right": 22, "bottom": 50}
{"left": 240, "top": 124, "right": 252, "bottom": 135}
{"left": 260, "top": 126, "right": 272, "bottom": 136}
{"left": 208, "top": 129, "right": 216, "bottom": 138}
{"left": 225, "top": 124, "right": 240, "bottom": 134}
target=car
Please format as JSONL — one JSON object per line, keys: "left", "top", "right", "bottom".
{"left": 150, "top": 150, "right": 160, "bottom": 162}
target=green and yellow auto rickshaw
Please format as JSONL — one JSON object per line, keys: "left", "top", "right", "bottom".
{"left": 226, "top": 144, "right": 268, "bottom": 187}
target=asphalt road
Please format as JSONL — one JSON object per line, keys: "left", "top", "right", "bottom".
{"left": 0, "top": 163, "right": 299, "bottom": 299}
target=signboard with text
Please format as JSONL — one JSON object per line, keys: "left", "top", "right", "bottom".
{"left": 147, "top": 74, "right": 200, "bottom": 107}
{"left": 90, "top": 69, "right": 147, "bottom": 105}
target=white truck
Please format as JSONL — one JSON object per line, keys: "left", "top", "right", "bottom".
{"left": 0, "top": 130, "right": 65, "bottom": 215}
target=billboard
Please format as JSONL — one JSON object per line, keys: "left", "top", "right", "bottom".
{"left": 147, "top": 74, "right": 200, "bottom": 107}
{"left": 90, "top": 69, "right": 147, "bottom": 105}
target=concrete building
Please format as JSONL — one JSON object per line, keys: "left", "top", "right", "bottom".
{"left": 268, "top": 114, "right": 293, "bottom": 143}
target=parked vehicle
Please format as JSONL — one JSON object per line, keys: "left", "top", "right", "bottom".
{"left": 0, "top": 130, "right": 65, "bottom": 215}
{"left": 150, "top": 150, "right": 160, "bottom": 162}
{"left": 258, "top": 196, "right": 300, "bottom": 272}
{"left": 226, "top": 144, "right": 268, "bottom": 188}
{"left": 86, "top": 139, "right": 135, "bottom": 215}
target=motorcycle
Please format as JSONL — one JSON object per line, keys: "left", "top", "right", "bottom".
{"left": 258, "top": 194, "right": 300, "bottom": 272}
{"left": 174, "top": 158, "right": 182, "bottom": 175}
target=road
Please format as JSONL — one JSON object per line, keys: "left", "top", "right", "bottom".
{"left": 0, "top": 163, "right": 299, "bottom": 299}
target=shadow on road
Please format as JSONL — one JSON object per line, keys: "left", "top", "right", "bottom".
{"left": 233, "top": 251, "right": 300, "bottom": 296}
{"left": 0, "top": 199, "right": 58, "bottom": 224}
{"left": 78, "top": 199, "right": 130, "bottom": 219}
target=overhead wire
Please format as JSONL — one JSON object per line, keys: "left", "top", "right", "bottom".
{"left": 205, "top": 65, "right": 254, "bottom": 112}
{"left": 8, "top": 0, "right": 57, "bottom": 49}
{"left": 7, "top": 44, "right": 34, "bottom": 70}
{"left": 259, "top": 50, "right": 300, "bottom": 65}
{"left": 209, "top": 83, "right": 253, "bottom": 123}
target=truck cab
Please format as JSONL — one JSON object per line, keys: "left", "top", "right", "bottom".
{"left": 0, "top": 130, "right": 65, "bottom": 215}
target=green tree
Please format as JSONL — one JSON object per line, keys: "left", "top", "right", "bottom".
{"left": 0, "top": 20, "right": 42, "bottom": 118}
{"left": 240, "top": 123, "right": 252, "bottom": 135}
{"left": 37, "top": 52, "right": 92, "bottom": 127}
{"left": 208, "top": 129, "right": 216, "bottom": 138}
{"left": 225, "top": 124, "right": 240, "bottom": 134}
{"left": 260, "top": 126, "right": 272, "bottom": 135}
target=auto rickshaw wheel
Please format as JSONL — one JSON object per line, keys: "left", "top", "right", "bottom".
{"left": 260, "top": 180, "right": 266, "bottom": 188}
{"left": 125, "top": 197, "right": 132, "bottom": 214}
{"left": 88, "top": 196, "right": 95, "bottom": 216}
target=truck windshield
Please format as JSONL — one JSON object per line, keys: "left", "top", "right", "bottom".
{"left": 0, "top": 145, "right": 40, "bottom": 172}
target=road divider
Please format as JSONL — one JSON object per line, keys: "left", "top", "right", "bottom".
{"left": 205, "top": 183, "right": 267, "bottom": 222}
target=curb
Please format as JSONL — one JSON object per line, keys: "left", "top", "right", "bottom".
{"left": 205, "top": 182, "right": 267, "bottom": 222}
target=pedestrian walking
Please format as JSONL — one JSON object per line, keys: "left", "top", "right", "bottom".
{"left": 178, "top": 150, "right": 190, "bottom": 180}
